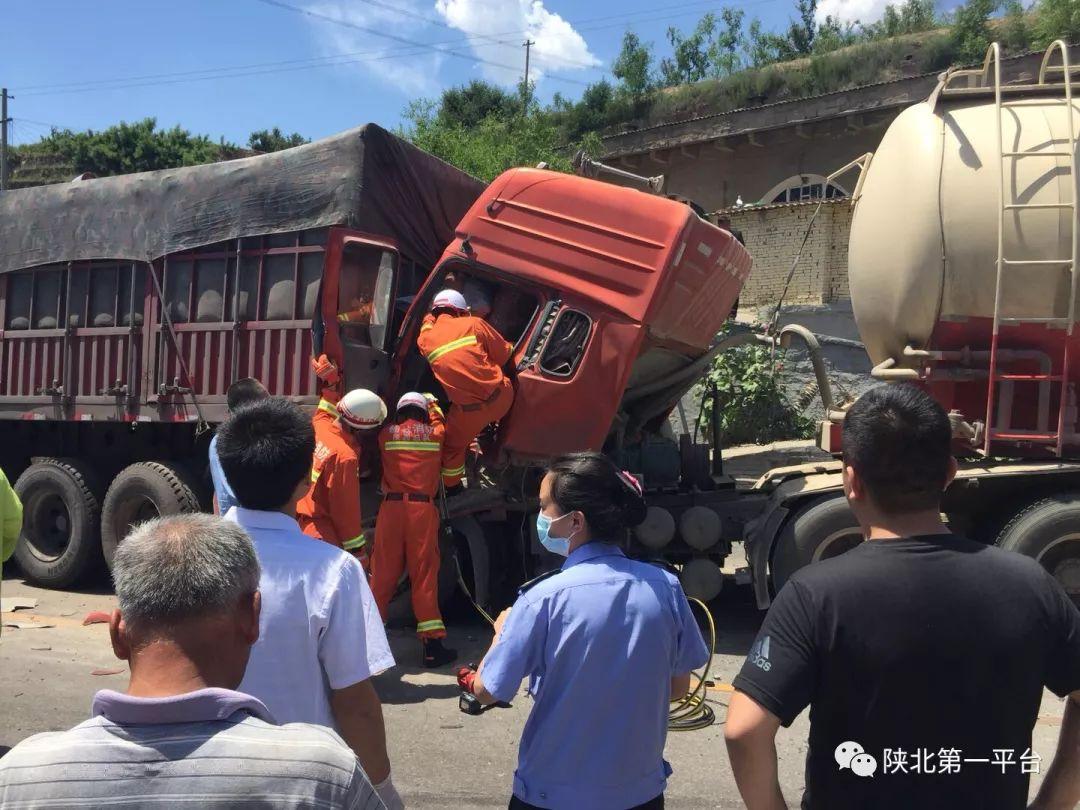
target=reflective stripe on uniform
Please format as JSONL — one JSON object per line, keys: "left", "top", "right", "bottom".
{"left": 384, "top": 440, "right": 441, "bottom": 452}
{"left": 420, "top": 323, "right": 434, "bottom": 332}
{"left": 416, "top": 619, "right": 445, "bottom": 633}
{"left": 317, "top": 399, "right": 339, "bottom": 417}
{"left": 342, "top": 534, "right": 366, "bottom": 551}
{"left": 441, "top": 465, "right": 466, "bottom": 477}
{"left": 424, "top": 334, "right": 478, "bottom": 363}
{"left": 310, "top": 468, "right": 321, "bottom": 483}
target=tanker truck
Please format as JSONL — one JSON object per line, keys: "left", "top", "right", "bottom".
{"left": 742, "top": 40, "right": 1080, "bottom": 606}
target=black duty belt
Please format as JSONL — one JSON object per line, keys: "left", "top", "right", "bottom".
{"left": 384, "top": 492, "right": 432, "bottom": 503}
{"left": 459, "top": 385, "right": 502, "bottom": 412}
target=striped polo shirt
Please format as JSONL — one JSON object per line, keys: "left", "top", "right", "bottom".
{"left": 0, "top": 687, "right": 385, "bottom": 809}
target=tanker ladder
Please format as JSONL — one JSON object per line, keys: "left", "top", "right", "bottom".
{"left": 946, "top": 41, "right": 1079, "bottom": 457}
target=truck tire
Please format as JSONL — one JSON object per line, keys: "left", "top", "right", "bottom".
{"left": 13, "top": 459, "right": 103, "bottom": 588}
{"left": 101, "top": 462, "right": 203, "bottom": 571}
{"left": 771, "top": 494, "right": 862, "bottom": 594}
{"left": 995, "top": 494, "right": 1080, "bottom": 602}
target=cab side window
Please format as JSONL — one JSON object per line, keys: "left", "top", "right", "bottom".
{"left": 539, "top": 309, "right": 592, "bottom": 377}
{"left": 337, "top": 243, "right": 396, "bottom": 349}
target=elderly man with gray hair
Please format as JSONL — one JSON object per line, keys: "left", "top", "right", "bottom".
{"left": 0, "top": 514, "right": 384, "bottom": 809}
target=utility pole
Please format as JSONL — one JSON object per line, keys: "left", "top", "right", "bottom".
{"left": 1, "top": 88, "right": 10, "bottom": 192}
{"left": 522, "top": 40, "right": 535, "bottom": 110}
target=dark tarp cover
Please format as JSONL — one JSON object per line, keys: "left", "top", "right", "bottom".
{"left": 0, "top": 124, "right": 485, "bottom": 275}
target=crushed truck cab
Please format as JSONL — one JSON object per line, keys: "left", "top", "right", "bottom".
{"left": 379, "top": 167, "right": 751, "bottom": 464}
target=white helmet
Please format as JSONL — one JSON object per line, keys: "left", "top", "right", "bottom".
{"left": 337, "top": 388, "right": 387, "bottom": 431}
{"left": 431, "top": 289, "right": 468, "bottom": 313}
{"left": 396, "top": 392, "right": 428, "bottom": 413}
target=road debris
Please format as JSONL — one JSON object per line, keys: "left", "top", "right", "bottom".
{"left": 2, "top": 621, "right": 55, "bottom": 630}
{"left": 0, "top": 597, "right": 38, "bottom": 612}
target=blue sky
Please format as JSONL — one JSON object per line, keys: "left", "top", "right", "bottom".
{"left": 5, "top": 0, "right": 889, "bottom": 147}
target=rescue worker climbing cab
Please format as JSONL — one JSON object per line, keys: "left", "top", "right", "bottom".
{"left": 418, "top": 288, "right": 514, "bottom": 490}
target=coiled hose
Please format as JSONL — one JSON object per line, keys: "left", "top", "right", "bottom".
{"left": 668, "top": 597, "right": 719, "bottom": 732}
{"left": 454, "top": 552, "right": 721, "bottom": 732}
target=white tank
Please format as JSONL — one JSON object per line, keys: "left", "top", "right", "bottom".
{"left": 849, "top": 87, "right": 1080, "bottom": 369}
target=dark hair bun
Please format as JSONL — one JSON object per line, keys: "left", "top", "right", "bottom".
{"left": 615, "top": 471, "right": 648, "bottom": 528}
{"left": 547, "top": 452, "right": 649, "bottom": 538}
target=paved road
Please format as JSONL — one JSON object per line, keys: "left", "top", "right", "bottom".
{"left": 0, "top": 569, "right": 1067, "bottom": 808}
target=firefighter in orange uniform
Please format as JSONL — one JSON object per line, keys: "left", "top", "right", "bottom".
{"left": 371, "top": 391, "right": 458, "bottom": 668}
{"left": 417, "top": 289, "right": 514, "bottom": 491}
{"left": 296, "top": 387, "right": 387, "bottom": 564}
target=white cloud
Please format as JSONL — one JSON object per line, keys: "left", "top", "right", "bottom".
{"left": 815, "top": 0, "right": 892, "bottom": 25}
{"left": 305, "top": 1, "right": 446, "bottom": 97}
{"left": 434, "top": 0, "right": 601, "bottom": 87}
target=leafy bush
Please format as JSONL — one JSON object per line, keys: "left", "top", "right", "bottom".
{"left": 1031, "top": 0, "right": 1080, "bottom": 47}
{"left": 698, "top": 336, "right": 815, "bottom": 445}
{"left": 398, "top": 102, "right": 573, "bottom": 183}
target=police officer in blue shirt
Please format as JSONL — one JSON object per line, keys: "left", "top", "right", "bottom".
{"left": 461, "top": 452, "right": 710, "bottom": 810}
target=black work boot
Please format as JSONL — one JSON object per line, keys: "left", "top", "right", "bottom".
{"left": 422, "top": 637, "right": 458, "bottom": 668}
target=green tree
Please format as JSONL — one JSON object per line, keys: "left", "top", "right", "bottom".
{"left": 865, "top": 0, "right": 938, "bottom": 38}
{"left": 31, "top": 118, "right": 239, "bottom": 177}
{"left": 248, "top": 128, "right": 308, "bottom": 152}
{"left": 1031, "top": 0, "right": 1080, "bottom": 47}
{"left": 708, "top": 8, "right": 747, "bottom": 76}
{"left": 813, "top": 15, "right": 859, "bottom": 54}
{"left": 950, "top": 0, "right": 998, "bottom": 63}
{"left": 788, "top": 0, "right": 819, "bottom": 55}
{"left": 438, "top": 80, "right": 521, "bottom": 128}
{"left": 612, "top": 31, "right": 654, "bottom": 95}
{"left": 661, "top": 14, "right": 718, "bottom": 85}
{"left": 747, "top": 18, "right": 791, "bottom": 66}
{"left": 999, "top": 0, "right": 1030, "bottom": 51}
{"left": 660, "top": 9, "right": 748, "bottom": 85}
{"left": 399, "top": 101, "right": 571, "bottom": 182}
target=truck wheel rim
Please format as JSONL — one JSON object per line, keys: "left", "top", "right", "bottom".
{"left": 27, "top": 492, "right": 71, "bottom": 562}
{"left": 111, "top": 496, "right": 160, "bottom": 546}
{"left": 1039, "top": 534, "right": 1080, "bottom": 599}
{"left": 811, "top": 528, "right": 862, "bottom": 563}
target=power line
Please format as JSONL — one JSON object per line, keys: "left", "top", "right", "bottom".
{"left": 12, "top": 0, "right": 786, "bottom": 98}
{"left": 345, "top": 0, "right": 602, "bottom": 71}
{"left": 252, "top": 0, "right": 592, "bottom": 86}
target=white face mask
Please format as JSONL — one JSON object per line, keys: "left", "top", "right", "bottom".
{"left": 536, "top": 512, "right": 576, "bottom": 557}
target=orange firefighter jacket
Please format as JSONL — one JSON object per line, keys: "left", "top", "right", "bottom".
{"left": 417, "top": 313, "right": 513, "bottom": 405}
{"left": 296, "top": 399, "right": 365, "bottom": 555}
{"left": 379, "top": 398, "right": 445, "bottom": 497}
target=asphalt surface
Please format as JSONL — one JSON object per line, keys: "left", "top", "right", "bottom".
{"left": 0, "top": 566, "right": 1068, "bottom": 808}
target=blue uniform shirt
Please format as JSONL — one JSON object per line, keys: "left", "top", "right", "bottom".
{"left": 481, "top": 542, "right": 710, "bottom": 810}
{"left": 208, "top": 434, "right": 236, "bottom": 515}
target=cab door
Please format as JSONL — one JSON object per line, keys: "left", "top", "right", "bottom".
{"left": 322, "top": 228, "right": 400, "bottom": 394}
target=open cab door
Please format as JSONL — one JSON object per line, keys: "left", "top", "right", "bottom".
{"left": 321, "top": 228, "right": 400, "bottom": 395}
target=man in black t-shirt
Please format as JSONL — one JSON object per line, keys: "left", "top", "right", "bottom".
{"left": 725, "top": 383, "right": 1080, "bottom": 810}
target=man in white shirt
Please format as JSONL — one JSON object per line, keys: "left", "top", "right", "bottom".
{"left": 216, "top": 397, "right": 401, "bottom": 809}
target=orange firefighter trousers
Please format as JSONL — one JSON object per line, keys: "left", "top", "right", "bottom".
{"left": 371, "top": 498, "right": 445, "bottom": 639}
{"left": 441, "top": 378, "right": 514, "bottom": 488}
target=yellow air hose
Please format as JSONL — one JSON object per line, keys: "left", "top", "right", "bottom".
{"left": 667, "top": 596, "right": 720, "bottom": 732}
{"left": 453, "top": 544, "right": 722, "bottom": 732}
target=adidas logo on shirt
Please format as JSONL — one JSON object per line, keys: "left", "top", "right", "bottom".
{"left": 750, "top": 635, "right": 772, "bottom": 671}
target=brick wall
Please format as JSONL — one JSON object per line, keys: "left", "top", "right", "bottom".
{"left": 724, "top": 199, "right": 853, "bottom": 311}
